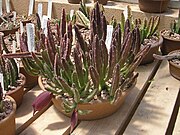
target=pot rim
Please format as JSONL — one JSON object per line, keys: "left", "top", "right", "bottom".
{"left": 6, "top": 73, "right": 26, "bottom": 95}
{"left": 160, "top": 29, "right": 180, "bottom": 42}
{"left": 0, "top": 96, "right": 16, "bottom": 123}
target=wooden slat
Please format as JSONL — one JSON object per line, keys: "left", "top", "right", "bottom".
{"left": 173, "top": 109, "right": 180, "bottom": 135}
{"left": 124, "top": 61, "right": 180, "bottom": 135}
{"left": 72, "top": 61, "right": 160, "bottom": 135}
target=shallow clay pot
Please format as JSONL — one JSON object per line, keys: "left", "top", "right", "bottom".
{"left": 141, "top": 36, "right": 163, "bottom": 65}
{"left": 68, "top": 0, "right": 81, "bottom": 4}
{"left": 38, "top": 76, "right": 136, "bottom": 120}
{"left": 0, "top": 27, "right": 19, "bottom": 37}
{"left": 20, "top": 66, "right": 38, "bottom": 88}
{"left": 0, "top": 96, "right": 16, "bottom": 135}
{"left": 94, "top": 0, "right": 108, "bottom": 5}
{"left": 6, "top": 73, "right": 26, "bottom": 107}
{"left": 168, "top": 50, "right": 180, "bottom": 80}
{"left": 161, "top": 30, "right": 180, "bottom": 55}
{"left": 138, "top": 0, "right": 170, "bottom": 13}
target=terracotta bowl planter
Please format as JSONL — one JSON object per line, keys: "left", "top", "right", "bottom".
{"left": 161, "top": 30, "right": 180, "bottom": 55}
{"left": 68, "top": 0, "right": 81, "bottom": 4}
{"left": 6, "top": 73, "right": 26, "bottom": 107}
{"left": 0, "top": 96, "right": 16, "bottom": 135}
{"left": 94, "top": 0, "right": 108, "bottom": 5}
{"left": 138, "top": 0, "right": 170, "bottom": 13}
{"left": 0, "top": 27, "right": 19, "bottom": 37}
{"left": 38, "top": 76, "right": 136, "bottom": 120}
{"left": 168, "top": 50, "right": 180, "bottom": 80}
{"left": 140, "top": 36, "right": 163, "bottom": 65}
{"left": 20, "top": 66, "right": 38, "bottom": 88}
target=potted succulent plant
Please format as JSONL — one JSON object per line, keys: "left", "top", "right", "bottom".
{"left": 153, "top": 50, "right": 180, "bottom": 80}
{"left": 4, "top": 2, "right": 150, "bottom": 133}
{"left": 138, "top": 0, "right": 170, "bottom": 13}
{"left": 0, "top": 83, "right": 16, "bottom": 135}
{"left": 161, "top": 9, "right": 180, "bottom": 55}
{"left": 0, "top": 13, "right": 19, "bottom": 36}
{"left": 0, "top": 32, "right": 26, "bottom": 107}
{"left": 119, "top": 6, "right": 162, "bottom": 65}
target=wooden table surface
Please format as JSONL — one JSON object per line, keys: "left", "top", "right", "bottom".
{"left": 15, "top": 60, "right": 180, "bottom": 135}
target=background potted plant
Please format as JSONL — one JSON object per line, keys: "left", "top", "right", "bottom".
{"left": 0, "top": 83, "right": 16, "bottom": 135}
{"left": 138, "top": 0, "right": 170, "bottom": 13}
{"left": 154, "top": 51, "right": 180, "bottom": 80}
{"left": 161, "top": 9, "right": 180, "bottom": 55}
{"left": 0, "top": 32, "right": 26, "bottom": 107}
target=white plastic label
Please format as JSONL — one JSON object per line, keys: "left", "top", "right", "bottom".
{"left": 37, "top": 3, "right": 42, "bottom": 21}
{"left": 70, "top": 10, "right": 74, "bottom": 20}
{"left": 105, "top": 25, "right": 113, "bottom": 52}
{"left": 12, "top": 40, "right": 16, "bottom": 53}
{"left": 5, "top": 0, "right": 10, "bottom": 13}
{"left": 26, "top": 23, "right": 35, "bottom": 52}
{"left": 12, "top": 11, "right": 17, "bottom": 25}
{"left": 0, "top": 0, "right": 2, "bottom": 16}
{"left": 0, "top": 73, "right": 4, "bottom": 94}
{"left": 47, "top": 0, "right": 52, "bottom": 19}
{"left": 41, "top": 15, "right": 48, "bottom": 36}
{"left": 28, "top": 0, "right": 34, "bottom": 16}
{"left": 20, "top": 22, "right": 24, "bottom": 35}
{"left": 15, "top": 31, "right": 20, "bottom": 48}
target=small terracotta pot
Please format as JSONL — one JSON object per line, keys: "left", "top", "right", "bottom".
{"left": 0, "top": 27, "right": 19, "bottom": 37}
{"left": 68, "top": 0, "right": 81, "bottom": 4}
{"left": 6, "top": 73, "right": 26, "bottom": 107}
{"left": 138, "top": 0, "right": 170, "bottom": 13}
{"left": 38, "top": 76, "right": 136, "bottom": 120}
{"left": 141, "top": 36, "right": 163, "bottom": 65}
{"left": 0, "top": 96, "right": 16, "bottom": 135}
{"left": 161, "top": 30, "right": 180, "bottom": 55}
{"left": 20, "top": 66, "right": 38, "bottom": 88}
{"left": 168, "top": 50, "right": 180, "bottom": 80}
{"left": 94, "top": 0, "right": 108, "bottom": 5}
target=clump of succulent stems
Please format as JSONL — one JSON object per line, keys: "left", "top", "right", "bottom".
{"left": 4, "top": 2, "right": 150, "bottom": 114}
{"left": 0, "top": 33, "right": 19, "bottom": 91}
{"left": 170, "top": 8, "right": 180, "bottom": 34}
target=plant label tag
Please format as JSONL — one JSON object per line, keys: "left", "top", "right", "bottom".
{"left": 37, "top": 3, "right": 42, "bottom": 21}
{"left": 12, "top": 11, "right": 17, "bottom": 25}
{"left": 15, "top": 59, "right": 20, "bottom": 74}
{"left": 26, "top": 23, "right": 35, "bottom": 52}
{"left": 12, "top": 40, "right": 16, "bottom": 53}
{"left": 41, "top": 15, "right": 48, "bottom": 36}
{"left": 47, "top": 0, "right": 52, "bottom": 19}
{"left": 5, "top": 0, "right": 10, "bottom": 13}
{"left": 105, "top": 25, "right": 113, "bottom": 52}
{"left": 0, "top": 0, "right": 2, "bottom": 16}
{"left": 70, "top": 10, "right": 74, "bottom": 20}
{"left": 28, "top": 0, "right": 34, "bottom": 16}
{"left": 15, "top": 31, "right": 20, "bottom": 48}
{"left": 20, "top": 21, "right": 24, "bottom": 35}
{"left": 0, "top": 73, "right": 4, "bottom": 94}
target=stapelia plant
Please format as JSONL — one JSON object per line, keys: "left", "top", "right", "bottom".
{"left": 170, "top": 8, "right": 180, "bottom": 34}
{"left": 3, "top": 2, "right": 151, "bottom": 132}
{"left": 0, "top": 33, "right": 19, "bottom": 91}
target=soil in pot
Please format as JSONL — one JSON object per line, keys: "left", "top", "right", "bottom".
{"left": 6, "top": 73, "right": 26, "bottom": 107}
{"left": 140, "top": 36, "right": 163, "bottom": 65}
{"left": 38, "top": 76, "right": 136, "bottom": 120}
{"left": 138, "top": 0, "right": 170, "bottom": 13}
{"left": 0, "top": 96, "right": 16, "bottom": 135}
{"left": 161, "top": 29, "right": 180, "bottom": 55}
{"left": 168, "top": 50, "right": 180, "bottom": 80}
